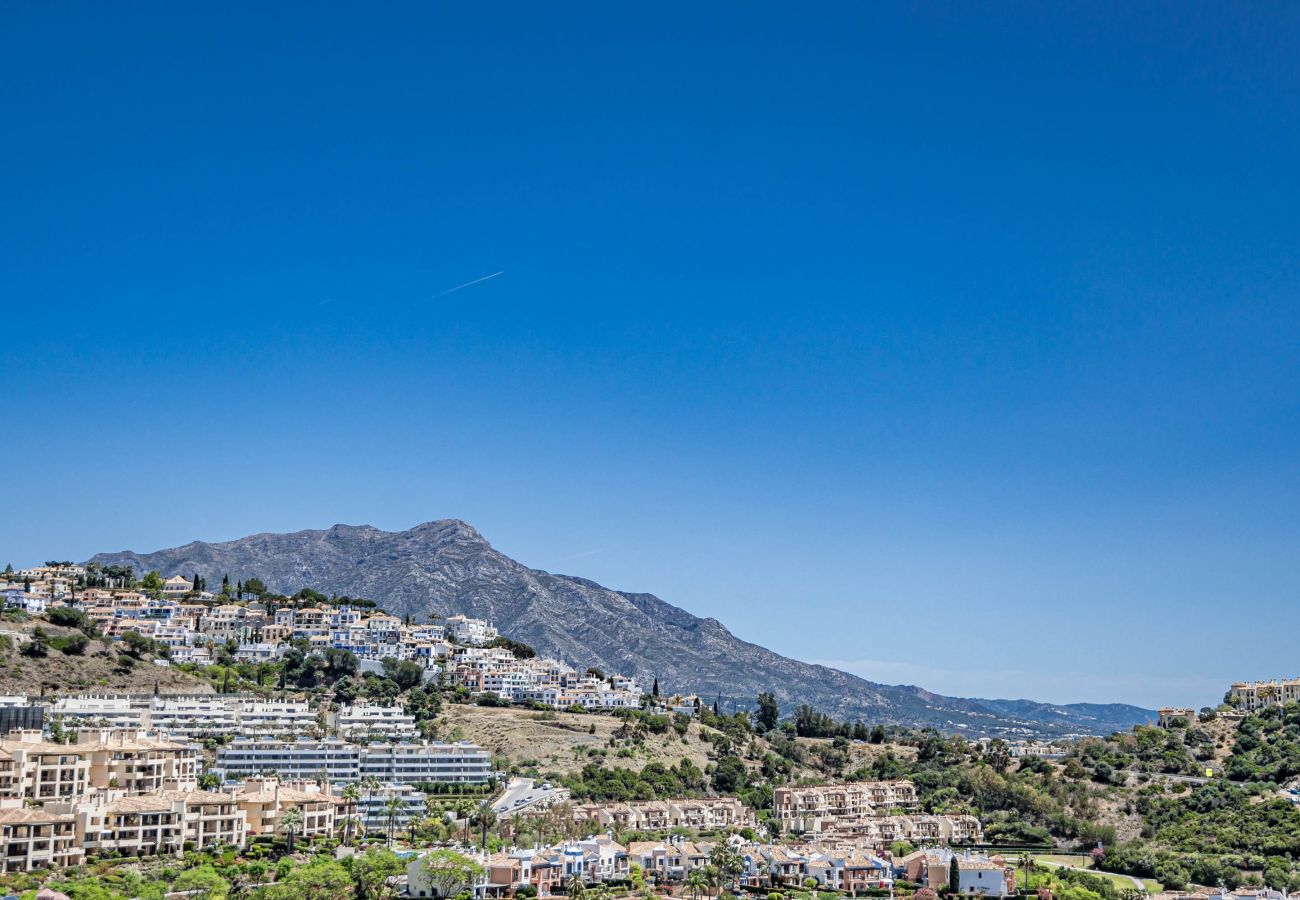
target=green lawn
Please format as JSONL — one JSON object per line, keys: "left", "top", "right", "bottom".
{"left": 1011, "top": 856, "right": 1163, "bottom": 894}
{"left": 1030, "top": 854, "right": 1091, "bottom": 867}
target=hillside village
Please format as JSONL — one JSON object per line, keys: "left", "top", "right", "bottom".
{"left": 0, "top": 562, "right": 1299, "bottom": 900}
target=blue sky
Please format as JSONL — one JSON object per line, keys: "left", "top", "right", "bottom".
{"left": 3, "top": 3, "right": 1298, "bottom": 708}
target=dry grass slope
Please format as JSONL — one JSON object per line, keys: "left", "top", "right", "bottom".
{"left": 0, "top": 620, "right": 211, "bottom": 697}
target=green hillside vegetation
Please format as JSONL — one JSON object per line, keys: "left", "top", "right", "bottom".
{"left": 1071, "top": 704, "right": 1300, "bottom": 891}
{"left": 14, "top": 573, "right": 1300, "bottom": 894}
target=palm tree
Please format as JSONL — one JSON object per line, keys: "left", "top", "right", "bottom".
{"left": 1017, "top": 855, "right": 1035, "bottom": 890}
{"left": 705, "top": 864, "right": 723, "bottom": 897}
{"left": 341, "top": 814, "right": 364, "bottom": 847}
{"left": 687, "top": 868, "right": 710, "bottom": 900}
{"left": 385, "top": 794, "right": 407, "bottom": 847}
{"left": 341, "top": 783, "right": 361, "bottom": 845}
{"left": 279, "top": 805, "right": 303, "bottom": 854}
{"left": 567, "top": 873, "right": 587, "bottom": 900}
{"left": 470, "top": 801, "right": 497, "bottom": 849}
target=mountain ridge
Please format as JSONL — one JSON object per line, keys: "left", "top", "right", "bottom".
{"left": 89, "top": 519, "right": 1154, "bottom": 738}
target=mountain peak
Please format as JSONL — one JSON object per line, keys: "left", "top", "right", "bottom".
{"left": 89, "top": 520, "right": 1154, "bottom": 738}
{"left": 409, "top": 519, "right": 485, "bottom": 540}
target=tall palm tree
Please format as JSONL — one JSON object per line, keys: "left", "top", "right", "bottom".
{"left": 280, "top": 805, "right": 303, "bottom": 855}
{"left": 385, "top": 795, "right": 407, "bottom": 847}
{"left": 1017, "top": 855, "right": 1035, "bottom": 890}
{"left": 341, "top": 783, "right": 362, "bottom": 845}
{"left": 471, "top": 802, "right": 497, "bottom": 849}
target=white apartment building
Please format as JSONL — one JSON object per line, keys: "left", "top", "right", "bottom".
{"left": 50, "top": 696, "right": 145, "bottom": 730}
{"left": 225, "top": 700, "right": 317, "bottom": 738}
{"left": 162, "top": 576, "right": 194, "bottom": 596}
{"left": 332, "top": 703, "right": 418, "bottom": 741}
{"left": 358, "top": 741, "right": 493, "bottom": 785}
{"left": 146, "top": 696, "right": 240, "bottom": 738}
{"left": 215, "top": 738, "right": 361, "bottom": 783}
{"left": 48, "top": 694, "right": 317, "bottom": 740}
{"left": 354, "top": 782, "right": 428, "bottom": 832}
{"left": 445, "top": 615, "right": 498, "bottom": 646}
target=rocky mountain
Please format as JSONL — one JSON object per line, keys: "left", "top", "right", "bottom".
{"left": 90, "top": 520, "right": 1154, "bottom": 737}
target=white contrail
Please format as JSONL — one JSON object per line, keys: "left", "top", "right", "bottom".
{"left": 437, "top": 271, "right": 503, "bottom": 296}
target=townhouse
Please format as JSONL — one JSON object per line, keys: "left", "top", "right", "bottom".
{"left": 817, "top": 813, "right": 983, "bottom": 845}
{"left": 568, "top": 797, "right": 753, "bottom": 832}
{"left": 773, "top": 780, "right": 919, "bottom": 831}
{"left": 901, "top": 849, "right": 1014, "bottom": 897}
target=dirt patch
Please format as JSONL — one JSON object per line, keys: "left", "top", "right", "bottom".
{"left": 0, "top": 621, "right": 211, "bottom": 697}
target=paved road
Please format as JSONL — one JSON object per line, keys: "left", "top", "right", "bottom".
{"left": 1121, "top": 770, "right": 1210, "bottom": 786}
{"left": 492, "top": 777, "right": 570, "bottom": 816}
{"left": 492, "top": 777, "right": 536, "bottom": 814}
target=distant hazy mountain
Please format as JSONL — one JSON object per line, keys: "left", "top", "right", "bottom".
{"left": 91, "top": 520, "right": 1154, "bottom": 737}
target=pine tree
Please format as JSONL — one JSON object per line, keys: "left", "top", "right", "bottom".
{"left": 652, "top": 677, "right": 659, "bottom": 698}
{"left": 949, "top": 855, "right": 961, "bottom": 894}
{"left": 193, "top": 572, "right": 201, "bottom": 593}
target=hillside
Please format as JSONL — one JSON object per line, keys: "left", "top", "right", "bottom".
{"left": 438, "top": 703, "right": 911, "bottom": 782}
{"left": 0, "top": 617, "right": 211, "bottom": 697}
{"left": 90, "top": 519, "right": 1154, "bottom": 737}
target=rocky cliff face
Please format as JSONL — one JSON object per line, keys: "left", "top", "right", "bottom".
{"left": 91, "top": 519, "right": 1153, "bottom": 737}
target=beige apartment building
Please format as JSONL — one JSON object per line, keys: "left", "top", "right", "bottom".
{"left": 568, "top": 798, "right": 753, "bottom": 832}
{"left": 818, "top": 813, "right": 983, "bottom": 844}
{"left": 0, "top": 739, "right": 91, "bottom": 802}
{"left": 0, "top": 806, "right": 83, "bottom": 874}
{"left": 233, "top": 778, "right": 339, "bottom": 839}
{"left": 0, "top": 730, "right": 199, "bottom": 802}
{"left": 1229, "top": 679, "right": 1300, "bottom": 713}
{"left": 79, "top": 730, "right": 200, "bottom": 793}
{"left": 52, "top": 788, "right": 246, "bottom": 857}
{"left": 773, "top": 780, "right": 918, "bottom": 830}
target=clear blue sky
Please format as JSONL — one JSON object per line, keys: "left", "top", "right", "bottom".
{"left": 3, "top": 3, "right": 1298, "bottom": 709}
